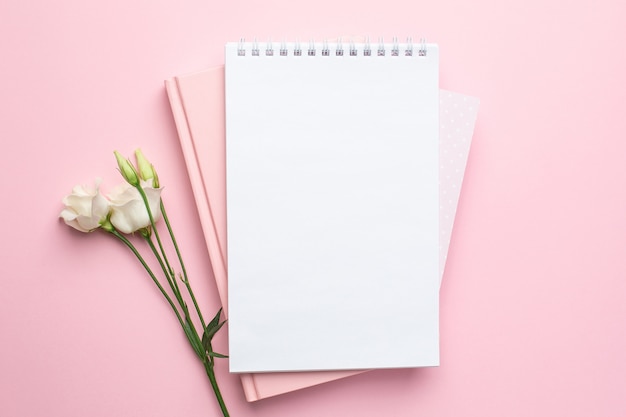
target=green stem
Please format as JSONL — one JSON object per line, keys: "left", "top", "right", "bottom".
{"left": 110, "top": 230, "right": 184, "bottom": 329}
{"left": 133, "top": 187, "right": 228, "bottom": 415}
{"left": 136, "top": 186, "right": 176, "bottom": 281}
{"left": 139, "top": 226, "right": 199, "bottom": 365}
{"left": 141, "top": 230, "right": 197, "bottom": 359}
{"left": 143, "top": 234, "right": 186, "bottom": 313}
{"left": 136, "top": 189, "right": 198, "bottom": 344}
{"left": 203, "top": 357, "right": 230, "bottom": 417}
{"left": 160, "top": 200, "right": 206, "bottom": 330}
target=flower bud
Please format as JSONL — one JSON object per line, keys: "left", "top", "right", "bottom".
{"left": 114, "top": 151, "right": 140, "bottom": 186}
{"left": 100, "top": 216, "right": 115, "bottom": 233}
{"left": 139, "top": 226, "right": 152, "bottom": 239}
{"left": 135, "top": 149, "right": 153, "bottom": 179}
{"left": 151, "top": 168, "right": 160, "bottom": 188}
{"left": 135, "top": 149, "right": 160, "bottom": 188}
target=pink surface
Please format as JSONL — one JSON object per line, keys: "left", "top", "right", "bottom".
{"left": 1, "top": 1, "right": 625, "bottom": 416}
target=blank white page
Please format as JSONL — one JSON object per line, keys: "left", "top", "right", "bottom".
{"left": 225, "top": 41, "right": 439, "bottom": 373}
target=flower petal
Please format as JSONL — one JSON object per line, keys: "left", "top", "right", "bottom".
{"left": 108, "top": 182, "right": 162, "bottom": 233}
{"left": 60, "top": 179, "right": 110, "bottom": 232}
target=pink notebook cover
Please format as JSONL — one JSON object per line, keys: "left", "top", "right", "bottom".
{"left": 164, "top": 67, "right": 479, "bottom": 401}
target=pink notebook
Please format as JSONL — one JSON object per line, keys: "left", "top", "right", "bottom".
{"left": 165, "top": 67, "right": 479, "bottom": 401}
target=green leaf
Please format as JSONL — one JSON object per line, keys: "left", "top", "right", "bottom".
{"left": 208, "top": 308, "right": 223, "bottom": 331}
{"left": 208, "top": 352, "right": 229, "bottom": 359}
{"left": 202, "top": 308, "right": 227, "bottom": 348}
{"left": 207, "top": 319, "right": 227, "bottom": 340}
{"left": 201, "top": 335, "right": 211, "bottom": 353}
{"left": 183, "top": 320, "right": 205, "bottom": 360}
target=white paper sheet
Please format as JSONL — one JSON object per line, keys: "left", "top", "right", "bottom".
{"left": 225, "top": 42, "right": 440, "bottom": 373}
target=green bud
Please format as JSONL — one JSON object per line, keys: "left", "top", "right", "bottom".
{"left": 135, "top": 148, "right": 160, "bottom": 188}
{"left": 151, "top": 167, "right": 160, "bottom": 188}
{"left": 114, "top": 151, "right": 139, "bottom": 186}
{"left": 135, "top": 149, "right": 153, "bottom": 180}
{"left": 139, "top": 226, "right": 152, "bottom": 238}
{"left": 100, "top": 217, "right": 115, "bottom": 233}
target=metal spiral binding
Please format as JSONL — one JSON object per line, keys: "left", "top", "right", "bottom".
{"left": 418, "top": 38, "right": 427, "bottom": 56}
{"left": 364, "top": 38, "right": 371, "bottom": 56}
{"left": 405, "top": 37, "right": 413, "bottom": 56}
{"left": 391, "top": 37, "right": 399, "bottom": 56}
{"left": 237, "top": 38, "right": 246, "bottom": 56}
{"left": 349, "top": 41, "right": 357, "bottom": 56}
{"left": 251, "top": 39, "right": 260, "bottom": 56}
{"left": 377, "top": 37, "right": 385, "bottom": 56}
{"left": 322, "top": 40, "right": 330, "bottom": 56}
{"left": 235, "top": 37, "right": 427, "bottom": 57}
{"left": 265, "top": 39, "right": 274, "bottom": 56}
{"left": 336, "top": 38, "right": 344, "bottom": 56}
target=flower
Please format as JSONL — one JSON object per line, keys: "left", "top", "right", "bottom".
{"left": 108, "top": 181, "right": 163, "bottom": 233}
{"left": 60, "top": 149, "right": 229, "bottom": 416}
{"left": 60, "top": 179, "right": 110, "bottom": 232}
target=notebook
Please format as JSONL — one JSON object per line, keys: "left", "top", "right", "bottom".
{"left": 165, "top": 65, "right": 479, "bottom": 400}
{"left": 225, "top": 40, "right": 440, "bottom": 373}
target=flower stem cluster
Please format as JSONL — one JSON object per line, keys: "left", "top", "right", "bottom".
{"left": 60, "top": 149, "right": 229, "bottom": 417}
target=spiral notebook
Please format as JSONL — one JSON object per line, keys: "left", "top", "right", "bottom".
{"left": 165, "top": 65, "right": 479, "bottom": 399}
{"left": 225, "top": 40, "right": 440, "bottom": 373}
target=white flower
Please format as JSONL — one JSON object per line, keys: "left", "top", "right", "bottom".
{"left": 109, "top": 181, "right": 162, "bottom": 233}
{"left": 60, "top": 179, "right": 110, "bottom": 232}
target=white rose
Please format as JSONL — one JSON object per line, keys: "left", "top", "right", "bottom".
{"left": 109, "top": 181, "right": 163, "bottom": 233}
{"left": 60, "top": 179, "right": 110, "bottom": 232}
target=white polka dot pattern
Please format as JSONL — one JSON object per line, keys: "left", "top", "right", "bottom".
{"left": 439, "top": 90, "right": 480, "bottom": 281}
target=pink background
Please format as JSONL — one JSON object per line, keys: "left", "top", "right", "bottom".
{"left": 1, "top": 1, "right": 625, "bottom": 416}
